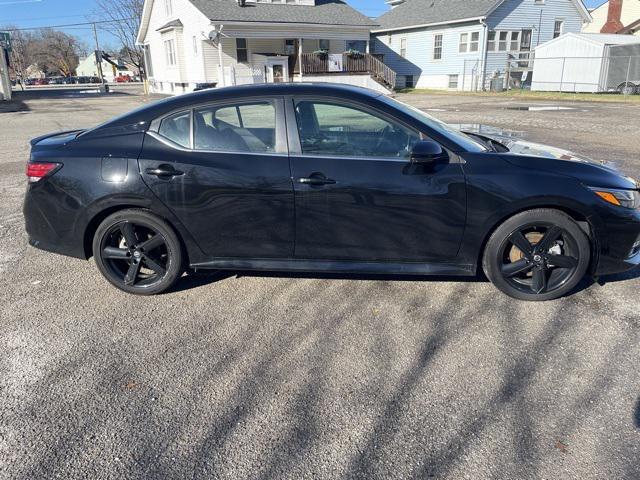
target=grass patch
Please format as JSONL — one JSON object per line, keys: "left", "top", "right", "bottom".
{"left": 395, "top": 88, "right": 640, "bottom": 103}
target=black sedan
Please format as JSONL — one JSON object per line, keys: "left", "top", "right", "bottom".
{"left": 23, "top": 83, "right": 640, "bottom": 300}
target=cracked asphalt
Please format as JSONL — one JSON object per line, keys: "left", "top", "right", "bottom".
{"left": 1, "top": 87, "right": 639, "bottom": 479}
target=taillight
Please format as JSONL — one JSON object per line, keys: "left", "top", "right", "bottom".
{"left": 26, "top": 162, "right": 61, "bottom": 183}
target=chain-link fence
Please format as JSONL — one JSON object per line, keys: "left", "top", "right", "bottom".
{"left": 460, "top": 54, "right": 640, "bottom": 97}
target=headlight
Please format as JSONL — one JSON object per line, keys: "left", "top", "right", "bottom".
{"left": 589, "top": 187, "right": 640, "bottom": 209}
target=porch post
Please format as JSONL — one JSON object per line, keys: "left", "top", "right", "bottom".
{"left": 366, "top": 40, "right": 370, "bottom": 54}
{"left": 298, "top": 38, "right": 303, "bottom": 82}
{"left": 217, "top": 31, "right": 226, "bottom": 87}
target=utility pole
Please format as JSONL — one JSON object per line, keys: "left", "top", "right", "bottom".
{"left": 92, "top": 22, "right": 106, "bottom": 89}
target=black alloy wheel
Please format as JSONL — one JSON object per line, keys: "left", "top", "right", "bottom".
{"left": 483, "top": 209, "right": 590, "bottom": 301}
{"left": 93, "top": 209, "right": 183, "bottom": 294}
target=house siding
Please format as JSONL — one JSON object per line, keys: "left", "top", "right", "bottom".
{"left": 484, "top": 0, "right": 586, "bottom": 82}
{"left": 373, "top": 0, "right": 587, "bottom": 90}
{"left": 373, "top": 21, "right": 486, "bottom": 89}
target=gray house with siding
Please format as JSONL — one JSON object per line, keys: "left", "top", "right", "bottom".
{"left": 372, "top": 0, "right": 592, "bottom": 90}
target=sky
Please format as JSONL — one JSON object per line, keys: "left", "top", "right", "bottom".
{"left": 0, "top": 0, "right": 608, "bottom": 47}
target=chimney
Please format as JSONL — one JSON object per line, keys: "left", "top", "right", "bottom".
{"left": 601, "top": 0, "right": 625, "bottom": 33}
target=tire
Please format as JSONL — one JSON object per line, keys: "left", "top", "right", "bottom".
{"left": 92, "top": 209, "right": 184, "bottom": 295}
{"left": 482, "top": 209, "right": 590, "bottom": 301}
{"left": 617, "top": 82, "right": 637, "bottom": 96}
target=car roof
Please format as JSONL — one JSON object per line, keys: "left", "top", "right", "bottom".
{"left": 103, "top": 83, "right": 385, "bottom": 129}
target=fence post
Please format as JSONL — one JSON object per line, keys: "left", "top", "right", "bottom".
{"left": 559, "top": 57, "right": 566, "bottom": 93}
{"left": 624, "top": 56, "right": 632, "bottom": 99}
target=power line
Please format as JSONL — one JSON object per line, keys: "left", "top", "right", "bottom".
{"left": 6, "top": 18, "right": 136, "bottom": 32}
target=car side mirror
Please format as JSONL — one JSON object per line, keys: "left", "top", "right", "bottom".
{"left": 410, "top": 140, "right": 445, "bottom": 164}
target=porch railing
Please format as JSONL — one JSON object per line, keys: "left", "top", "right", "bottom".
{"left": 300, "top": 53, "right": 396, "bottom": 89}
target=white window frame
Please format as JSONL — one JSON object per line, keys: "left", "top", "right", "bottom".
{"left": 192, "top": 36, "right": 198, "bottom": 55}
{"left": 400, "top": 37, "right": 407, "bottom": 58}
{"left": 448, "top": 74, "right": 459, "bottom": 89}
{"left": 164, "top": 38, "right": 176, "bottom": 66}
{"left": 459, "top": 31, "right": 480, "bottom": 54}
{"left": 553, "top": 19, "right": 564, "bottom": 38}
{"left": 487, "top": 30, "right": 521, "bottom": 53}
{"left": 433, "top": 33, "right": 443, "bottom": 61}
{"left": 164, "top": 0, "right": 173, "bottom": 16}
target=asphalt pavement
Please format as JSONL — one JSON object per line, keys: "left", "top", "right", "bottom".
{"left": 1, "top": 88, "right": 639, "bottom": 479}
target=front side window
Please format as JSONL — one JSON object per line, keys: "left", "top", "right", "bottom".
{"left": 159, "top": 111, "right": 191, "bottom": 148}
{"left": 294, "top": 101, "right": 420, "bottom": 159}
{"left": 194, "top": 101, "right": 276, "bottom": 153}
{"left": 433, "top": 34, "right": 443, "bottom": 60}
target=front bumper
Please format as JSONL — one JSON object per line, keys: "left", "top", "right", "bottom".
{"left": 592, "top": 205, "right": 640, "bottom": 276}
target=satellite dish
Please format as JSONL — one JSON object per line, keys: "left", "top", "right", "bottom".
{"left": 207, "top": 26, "right": 229, "bottom": 46}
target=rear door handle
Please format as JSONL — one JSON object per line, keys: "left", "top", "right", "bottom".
{"left": 297, "top": 173, "right": 336, "bottom": 186}
{"left": 145, "top": 164, "right": 184, "bottom": 178}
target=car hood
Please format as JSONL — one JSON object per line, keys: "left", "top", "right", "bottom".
{"left": 458, "top": 124, "right": 638, "bottom": 190}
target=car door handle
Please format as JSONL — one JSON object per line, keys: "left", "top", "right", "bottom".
{"left": 297, "top": 174, "right": 336, "bottom": 186}
{"left": 145, "top": 165, "right": 184, "bottom": 178}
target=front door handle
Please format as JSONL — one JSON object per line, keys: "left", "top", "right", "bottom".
{"left": 297, "top": 173, "right": 336, "bottom": 186}
{"left": 145, "top": 164, "right": 184, "bottom": 178}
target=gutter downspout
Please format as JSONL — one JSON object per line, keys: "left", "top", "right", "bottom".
{"left": 480, "top": 18, "right": 488, "bottom": 91}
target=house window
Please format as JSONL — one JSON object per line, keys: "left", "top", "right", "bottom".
{"left": 164, "top": 0, "right": 173, "bottom": 16}
{"left": 143, "top": 45, "right": 153, "bottom": 77}
{"left": 405, "top": 75, "right": 414, "bottom": 88}
{"left": 448, "top": 74, "right": 459, "bottom": 89}
{"left": 346, "top": 40, "right": 366, "bottom": 53}
{"left": 285, "top": 39, "right": 296, "bottom": 55}
{"left": 192, "top": 36, "right": 198, "bottom": 55}
{"left": 554, "top": 20, "right": 564, "bottom": 38}
{"left": 459, "top": 32, "right": 480, "bottom": 53}
{"left": 164, "top": 39, "right": 176, "bottom": 66}
{"left": 488, "top": 31, "right": 521, "bottom": 52}
{"left": 400, "top": 38, "right": 407, "bottom": 58}
{"left": 433, "top": 33, "right": 443, "bottom": 60}
{"left": 236, "top": 38, "right": 248, "bottom": 63}
{"left": 319, "top": 39, "right": 330, "bottom": 51}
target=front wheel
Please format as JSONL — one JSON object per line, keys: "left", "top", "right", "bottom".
{"left": 483, "top": 209, "right": 591, "bottom": 301}
{"left": 92, "top": 209, "right": 184, "bottom": 295}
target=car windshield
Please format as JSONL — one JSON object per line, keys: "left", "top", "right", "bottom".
{"left": 380, "top": 96, "right": 487, "bottom": 152}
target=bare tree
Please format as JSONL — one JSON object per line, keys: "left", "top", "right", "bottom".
{"left": 93, "top": 0, "right": 145, "bottom": 76}
{"left": 31, "top": 29, "right": 81, "bottom": 76}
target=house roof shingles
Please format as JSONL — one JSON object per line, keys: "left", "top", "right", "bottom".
{"left": 375, "top": 0, "right": 499, "bottom": 31}
{"left": 188, "top": 0, "right": 377, "bottom": 27}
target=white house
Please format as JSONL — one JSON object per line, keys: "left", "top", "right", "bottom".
{"left": 136, "top": 0, "right": 396, "bottom": 94}
{"left": 371, "top": 0, "right": 592, "bottom": 90}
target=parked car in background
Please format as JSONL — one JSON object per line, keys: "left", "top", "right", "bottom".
{"left": 23, "top": 84, "right": 640, "bottom": 300}
{"left": 115, "top": 74, "right": 133, "bottom": 83}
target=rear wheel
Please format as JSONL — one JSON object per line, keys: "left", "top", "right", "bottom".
{"left": 617, "top": 82, "right": 637, "bottom": 95}
{"left": 483, "top": 209, "right": 590, "bottom": 301}
{"left": 92, "top": 209, "right": 184, "bottom": 295}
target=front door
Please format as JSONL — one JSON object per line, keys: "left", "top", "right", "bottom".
{"left": 287, "top": 98, "right": 467, "bottom": 262}
{"left": 139, "top": 98, "right": 295, "bottom": 259}
{"left": 266, "top": 58, "right": 289, "bottom": 83}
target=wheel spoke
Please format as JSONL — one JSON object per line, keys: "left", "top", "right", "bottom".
{"left": 124, "top": 261, "right": 141, "bottom": 286}
{"left": 547, "top": 254, "right": 578, "bottom": 269}
{"left": 102, "top": 246, "right": 129, "bottom": 260}
{"left": 502, "top": 258, "right": 533, "bottom": 277}
{"left": 535, "top": 226, "right": 562, "bottom": 253}
{"left": 139, "top": 234, "right": 164, "bottom": 253}
{"left": 120, "top": 222, "right": 138, "bottom": 249}
{"left": 509, "top": 231, "right": 533, "bottom": 257}
{"left": 531, "top": 267, "right": 548, "bottom": 294}
{"left": 143, "top": 255, "right": 166, "bottom": 276}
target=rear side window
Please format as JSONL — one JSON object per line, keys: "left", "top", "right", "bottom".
{"left": 158, "top": 111, "right": 191, "bottom": 148}
{"left": 194, "top": 102, "right": 276, "bottom": 153}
